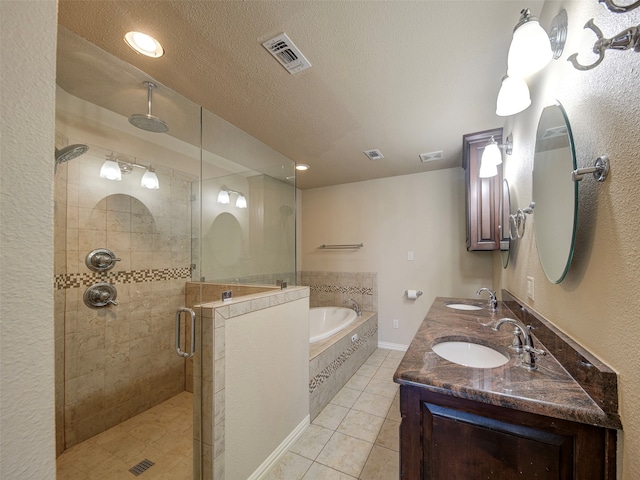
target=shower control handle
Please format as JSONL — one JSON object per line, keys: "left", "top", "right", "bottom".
{"left": 83, "top": 282, "right": 118, "bottom": 308}
{"left": 86, "top": 248, "right": 121, "bottom": 272}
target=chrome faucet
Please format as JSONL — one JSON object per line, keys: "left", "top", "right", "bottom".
{"left": 343, "top": 298, "right": 362, "bottom": 316}
{"left": 476, "top": 287, "right": 498, "bottom": 311}
{"left": 493, "top": 317, "right": 546, "bottom": 371}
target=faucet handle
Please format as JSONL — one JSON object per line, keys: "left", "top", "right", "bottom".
{"left": 509, "top": 327, "right": 524, "bottom": 353}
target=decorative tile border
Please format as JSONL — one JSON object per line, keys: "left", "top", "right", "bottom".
{"left": 54, "top": 267, "right": 192, "bottom": 290}
{"left": 309, "top": 322, "right": 378, "bottom": 394}
{"left": 309, "top": 285, "right": 374, "bottom": 296}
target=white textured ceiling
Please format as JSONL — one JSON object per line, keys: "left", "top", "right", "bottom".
{"left": 57, "top": 0, "right": 544, "bottom": 189}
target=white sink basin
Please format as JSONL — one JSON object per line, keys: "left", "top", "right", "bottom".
{"left": 445, "top": 303, "right": 482, "bottom": 311}
{"left": 432, "top": 341, "right": 509, "bottom": 368}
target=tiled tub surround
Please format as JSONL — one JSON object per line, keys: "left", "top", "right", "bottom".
{"left": 300, "top": 271, "right": 377, "bottom": 311}
{"left": 54, "top": 156, "right": 196, "bottom": 452}
{"left": 194, "top": 286, "right": 310, "bottom": 480}
{"left": 309, "top": 312, "right": 379, "bottom": 420}
{"left": 394, "top": 295, "right": 622, "bottom": 429}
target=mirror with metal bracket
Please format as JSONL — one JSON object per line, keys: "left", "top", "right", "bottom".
{"left": 532, "top": 102, "right": 578, "bottom": 283}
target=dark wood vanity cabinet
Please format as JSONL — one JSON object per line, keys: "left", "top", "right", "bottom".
{"left": 399, "top": 385, "right": 616, "bottom": 480}
{"left": 462, "top": 128, "right": 503, "bottom": 251}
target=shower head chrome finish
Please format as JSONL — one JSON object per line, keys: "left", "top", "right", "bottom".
{"left": 128, "top": 81, "right": 169, "bottom": 133}
{"left": 54, "top": 144, "right": 89, "bottom": 172}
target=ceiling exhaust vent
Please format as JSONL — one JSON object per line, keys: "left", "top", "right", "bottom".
{"left": 262, "top": 33, "right": 312, "bottom": 74}
{"left": 419, "top": 151, "right": 444, "bottom": 163}
{"left": 364, "top": 149, "right": 384, "bottom": 161}
{"left": 542, "top": 126, "right": 568, "bottom": 139}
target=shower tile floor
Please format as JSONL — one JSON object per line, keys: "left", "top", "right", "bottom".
{"left": 56, "top": 348, "right": 403, "bottom": 480}
{"left": 266, "top": 348, "right": 404, "bottom": 480}
{"left": 56, "top": 391, "right": 193, "bottom": 480}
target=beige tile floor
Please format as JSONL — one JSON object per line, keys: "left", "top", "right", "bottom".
{"left": 56, "top": 348, "right": 403, "bottom": 480}
{"left": 266, "top": 348, "right": 404, "bottom": 480}
{"left": 56, "top": 391, "right": 193, "bottom": 480}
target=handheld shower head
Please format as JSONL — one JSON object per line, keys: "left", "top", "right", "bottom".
{"left": 129, "top": 81, "right": 169, "bottom": 133}
{"left": 55, "top": 144, "right": 89, "bottom": 172}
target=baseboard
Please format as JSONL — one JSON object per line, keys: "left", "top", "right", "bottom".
{"left": 249, "top": 415, "right": 310, "bottom": 480}
{"left": 378, "top": 341, "right": 409, "bottom": 351}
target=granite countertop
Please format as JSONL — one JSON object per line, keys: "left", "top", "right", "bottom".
{"left": 393, "top": 297, "right": 622, "bottom": 430}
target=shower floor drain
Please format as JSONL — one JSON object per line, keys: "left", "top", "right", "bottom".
{"left": 129, "top": 459, "right": 155, "bottom": 476}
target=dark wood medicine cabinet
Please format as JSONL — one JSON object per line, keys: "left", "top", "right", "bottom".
{"left": 463, "top": 128, "right": 503, "bottom": 251}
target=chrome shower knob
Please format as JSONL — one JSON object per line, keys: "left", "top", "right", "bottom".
{"left": 85, "top": 248, "right": 121, "bottom": 272}
{"left": 83, "top": 282, "right": 118, "bottom": 308}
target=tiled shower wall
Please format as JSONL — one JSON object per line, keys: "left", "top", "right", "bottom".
{"left": 54, "top": 153, "right": 196, "bottom": 452}
{"left": 300, "top": 271, "right": 377, "bottom": 311}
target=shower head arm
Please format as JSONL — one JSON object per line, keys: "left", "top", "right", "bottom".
{"left": 144, "top": 81, "right": 157, "bottom": 116}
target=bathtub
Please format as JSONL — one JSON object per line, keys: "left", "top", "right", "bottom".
{"left": 309, "top": 306, "right": 357, "bottom": 343}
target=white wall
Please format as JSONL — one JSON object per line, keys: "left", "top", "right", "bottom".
{"left": 225, "top": 297, "right": 309, "bottom": 479}
{"left": 301, "top": 168, "right": 495, "bottom": 346}
{"left": 0, "top": 1, "right": 57, "bottom": 478}
{"left": 499, "top": 2, "right": 640, "bottom": 478}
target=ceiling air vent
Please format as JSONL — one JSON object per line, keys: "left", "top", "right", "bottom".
{"left": 419, "top": 151, "right": 444, "bottom": 163}
{"left": 542, "top": 126, "right": 568, "bottom": 139}
{"left": 262, "top": 33, "right": 312, "bottom": 74}
{"left": 364, "top": 149, "right": 384, "bottom": 161}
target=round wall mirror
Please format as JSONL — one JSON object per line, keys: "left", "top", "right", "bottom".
{"left": 500, "top": 179, "right": 511, "bottom": 269}
{"left": 532, "top": 102, "right": 578, "bottom": 283}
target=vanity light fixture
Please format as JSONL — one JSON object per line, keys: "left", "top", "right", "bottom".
{"left": 217, "top": 186, "right": 247, "bottom": 208}
{"left": 496, "top": 10, "right": 566, "bottom": 116}
{"left": 496, "top": 76, "right": 531, "bottom": 116}
{"left": 99, "top": 155, "right": 122, "bottom": 181}
{"left": 479, "top": 135, "right": 513, "bottom": 178}
{"left": 507, "top": 9, "right": 567, "bottom": 78}
{"left": 100, "top": 155, "right": 160, "bottom": 189}
{"left": 140, "top": 168, "right": 160, "bottom": 189}
{"left": 124, "top": 31, "right": 164, "bottom": 58}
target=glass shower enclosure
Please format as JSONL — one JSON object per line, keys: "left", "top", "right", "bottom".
{"left": 54, "top": 27, "right": 296, "bottom": 479}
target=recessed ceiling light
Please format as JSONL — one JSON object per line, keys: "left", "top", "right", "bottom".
{"left": 124, "top": 31, "right": 164, "bottom": 58}
{"left": 295, "top": 164, "right": 310, "bottom": 171}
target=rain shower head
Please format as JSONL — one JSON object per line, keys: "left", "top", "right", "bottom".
{"left": 129, "top": 81, "right": 169, "bottom": 133}
{"left": 55, "top": 144, "right": 89, "bottom": 172}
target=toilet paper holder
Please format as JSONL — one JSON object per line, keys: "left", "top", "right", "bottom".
{"left": 404, "top": 290, "right": 423, "bottom": 299}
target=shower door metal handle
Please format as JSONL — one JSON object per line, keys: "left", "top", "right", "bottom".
{"left": 175, "top": 307, "right": 196, "bottom": 358}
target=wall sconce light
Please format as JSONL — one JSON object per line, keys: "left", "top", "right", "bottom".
{"left": 99, "top": 158, "right": 122, "bottom": 181}
{"left": 507, "top": 9, "right": 567, "bottom": 78}
{"left": 217, "top": 186, "right": 247, "bottom": 208}
{"left": 496, "top": 9, "right": 567, "bottom": 116}
{"left": 99, "top": 154, "right": 159, "bottom": 189}
{"left": 479, "top": 135, "right": 513, "bottom": 178}
{"left": 140, "top": 168, "right": 160, "bottom": 190}
{"left": 496, "top": 76, "right": 531, "bottom": 116}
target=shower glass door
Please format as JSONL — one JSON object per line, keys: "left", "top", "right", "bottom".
{"left": 55, "top": 27, "right": 204, "bottom": 479}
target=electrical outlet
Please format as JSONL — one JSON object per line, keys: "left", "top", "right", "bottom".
{"left": 527, "top": 276, "right": 535, "bottom": 300}
{"left": 393, "top": 319, "right": 399, "bottom": 329}
{"left": 408, "top": 251, "right": 414, "bottom": 261}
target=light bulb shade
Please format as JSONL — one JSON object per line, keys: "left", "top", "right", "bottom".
{"left": 507, "top": 19, "right": 552, "bottom": 78}
{"left": 482, "top": 142, "right": 502, "bottom": 166}
{"left": 141, "top": 170, "right": 160, "bottom": 189}
{"left": 100, "top": 160, "right": 122, "bottom": 181}
{"left": 479, "top": 159, "right": 499, "bottom": 178}
{"left": 496, "top": 76, "right": 531, "bottom": 116}
{"left": 235, "top": 194, "right": 247, "bottom": 209}
{"left": 217, "top": 189, "right": 230, "bottom": 204}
